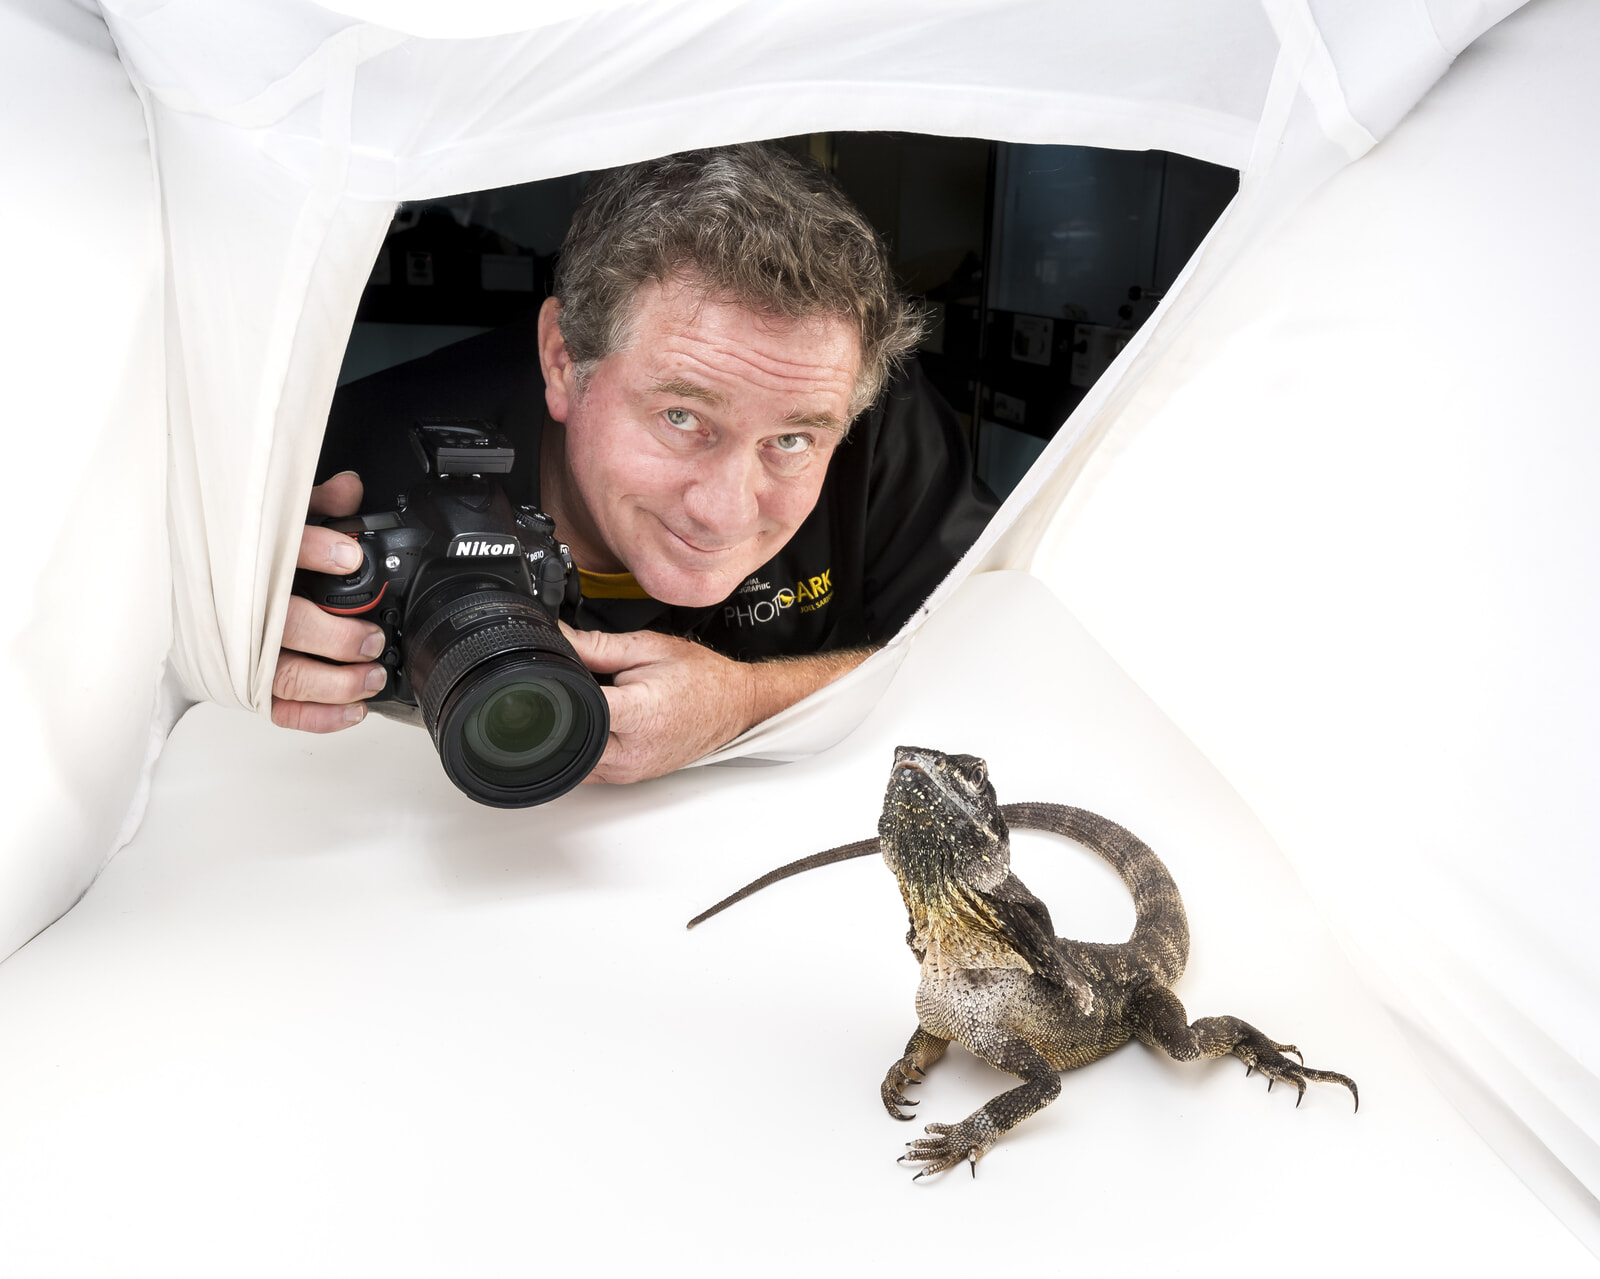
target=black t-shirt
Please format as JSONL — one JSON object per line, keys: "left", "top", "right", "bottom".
{"left": 318, "top": 316, "right": 997, "bottom": 659}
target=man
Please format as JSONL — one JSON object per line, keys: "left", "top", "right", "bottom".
{"left": 277, "top": 144, "right": 996, "bottom": 782}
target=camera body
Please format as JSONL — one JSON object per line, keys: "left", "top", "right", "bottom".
{"left": 296, "top": 421, "right": 609, "bottom": 807}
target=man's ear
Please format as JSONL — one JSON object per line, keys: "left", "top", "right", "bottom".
{"left": 537, "top": 295, "right": 575, "bottom": 424}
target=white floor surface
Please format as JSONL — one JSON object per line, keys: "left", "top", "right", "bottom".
{"left": 0, "top": 572, "right": 1589, "bottom": 1275}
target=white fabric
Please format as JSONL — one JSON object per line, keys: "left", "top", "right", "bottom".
{"left": 0, "top": 0, "right": 169, "bottom": 956}
{"left": 6, "top": 0, "right": 1595, "bottom": 1258}
{"left": 1029, "top": 0, "right": 1600, "bottom": 1247}
{"left": 1, "top": 572, "right": 1592, "bottom": 1273}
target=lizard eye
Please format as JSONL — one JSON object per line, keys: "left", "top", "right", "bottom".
{"left": 969, "top": 761, "right": 987, "bottom": 789}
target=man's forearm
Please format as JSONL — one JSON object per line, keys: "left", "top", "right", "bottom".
{"left": 741, "top": 646, "right": 878, "bottom": 734}
{"left": 560, "top": 627, "right": 879, "bottom": 783}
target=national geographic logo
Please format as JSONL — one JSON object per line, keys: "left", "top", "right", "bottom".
{"left": 723, "top": 569, "right": 833, "bottom": 628}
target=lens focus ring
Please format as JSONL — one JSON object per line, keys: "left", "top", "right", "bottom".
{"left": 408, "top": 590, "right": 574, "bottom": 739}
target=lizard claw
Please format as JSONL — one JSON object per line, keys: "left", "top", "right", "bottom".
{"left": 885, "top": 1083, "right": 921, "bottom": 1119}
{"left": 881, "top": 1053, "right": 932, "bottom": 1120}
{"left": 1222, "top": 1021, "right": 1358, "bottom": 1112}
{"left": 900, "top": 1116, "right": 999, "bottom": 1180}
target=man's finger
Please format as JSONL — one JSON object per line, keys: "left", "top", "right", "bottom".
{"left": 308, "top": 471, "right": 363, "bottom": 518}
{"left": 298, "top": 523, "right": 365, "bottom": 575}
{"left": 580, "top": 737, "right": 622, "bottom": 784}
{"left": 560, "top": 622, "right": 671, "bottom": 674}
{"left": 272, "top": 697, "right": 369, "bottom": 733}
{"left": 583, "top": 732, "right": 651, "bottom": 786}
{"left": 281, "top": 596, "right": 385, "bottom": 663}
{"left": 599, "top": 681, "right": 651, "bottom": 738}
{"left": 272, "top": 650, "right": 386, "bottom": 706}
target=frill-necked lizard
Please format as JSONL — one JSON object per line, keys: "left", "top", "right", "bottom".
{"left": 689, "top": 745, "right": 1357, "bottom": 1179}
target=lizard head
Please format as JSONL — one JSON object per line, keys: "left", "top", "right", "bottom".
{"left": 877, "top": 747, "right": 1095, "bottom": 1011}
{"left": 879, "top": 746, "right": 1010, "bottom": 893}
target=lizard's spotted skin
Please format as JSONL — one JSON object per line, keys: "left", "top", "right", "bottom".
{"left": 691, "top": 745, "right": 1358, "bottom": 1180}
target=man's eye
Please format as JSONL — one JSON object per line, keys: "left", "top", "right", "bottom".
{"left": 772, "top": 433, "right": 810, "bottom": 454}
{"left": 664, "top": 408, "right": 695, "bottom": 430}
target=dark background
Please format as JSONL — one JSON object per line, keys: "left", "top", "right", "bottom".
{"left": 337, "top": 133, "right": 1237, "bottom": 499}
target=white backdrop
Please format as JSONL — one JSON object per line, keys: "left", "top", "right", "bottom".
{"left": 0, "top": 0, "right": 169, "bottom": 961}
{"left": 4, "top": 0, "right": 1596, "bottom": 1262}
{"left": 1027, "top": 0, "right": 1600, "bottom": 1237}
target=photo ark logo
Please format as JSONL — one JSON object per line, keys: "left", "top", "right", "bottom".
{"left": 722, "top": 568, "right": 833, "bottom": 628}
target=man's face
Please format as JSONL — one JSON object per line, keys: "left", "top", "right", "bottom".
{"left": 539, "top": 278, "right": 859, "bottom": 608}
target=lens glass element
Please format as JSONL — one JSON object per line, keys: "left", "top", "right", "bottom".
{"left": 462, "top": 678, "right": 576, "bottom": 772}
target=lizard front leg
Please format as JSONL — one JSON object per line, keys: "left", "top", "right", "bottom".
{"left": 1127, "top": 983, "right": 1358, "bottom": 1110}
{"left": 881, "top": 1026, "right": 949, "bottom": 1119}
{"left": 899, "top": 1037, "right": 1060, "bottom": 1179}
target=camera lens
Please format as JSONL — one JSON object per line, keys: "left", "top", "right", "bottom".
{"left": 462, "top": 674, "right": 577, "bottom": 773}
{"left": 406, "top": 588, "right": 608, "bottom": 807}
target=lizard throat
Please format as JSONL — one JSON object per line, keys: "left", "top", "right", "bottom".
{"left": 904, "top": 878, "right": 1033, "bottom": 975}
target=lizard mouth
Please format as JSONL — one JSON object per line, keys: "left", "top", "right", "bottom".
{"left": 891, "top": 748, "right": 992, "bottom": 834}
{"left": 893, "top": 745, "right": 938, "bottom": 779}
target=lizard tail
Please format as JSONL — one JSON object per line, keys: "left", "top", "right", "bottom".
{"left": 686, "top": 838, "right": 882, "bottom": 929}
{"left": 1000, "top": 803, "right": 1190, "bottom": 984}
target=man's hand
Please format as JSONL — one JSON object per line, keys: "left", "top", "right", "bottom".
{"left": 561, "top": 626, "right": 872, "bottom": 784}
{"left": 272, "top": 472, "right": 388, "bottom": 733}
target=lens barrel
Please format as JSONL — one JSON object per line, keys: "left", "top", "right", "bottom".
{"left": 405, "top": 588, "right": 608, "bottom": 807}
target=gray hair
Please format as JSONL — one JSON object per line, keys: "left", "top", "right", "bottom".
{"left": 552, "top": 144, "right": 922, "bottom": 420}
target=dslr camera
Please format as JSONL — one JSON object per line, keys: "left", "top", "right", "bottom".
{"left": 297, "top": 421, "right": 609, "bottom": 807}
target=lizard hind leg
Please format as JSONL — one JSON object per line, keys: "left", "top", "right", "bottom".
{"left": 1128, "top": 983, "right": 1359, "bottom": 1112}
{"left": 881, "top": 1026, "right": 950, "bottom": 1120}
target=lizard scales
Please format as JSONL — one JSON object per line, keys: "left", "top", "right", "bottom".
{"left": 691, "top": 745, "right": 1357, "bottom": 1180}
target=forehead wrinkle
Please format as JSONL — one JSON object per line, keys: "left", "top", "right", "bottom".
{"left": 681, "top": 337, "right": 854, "bottom": 391}
{"left": 658, "top": 342, "right": 855, "bottom": 423}
{"left": 659, "top": 316, "right": 864, "bottom": 385}
{"left": 638, "top": 275, "right": 863, "bottom": 403}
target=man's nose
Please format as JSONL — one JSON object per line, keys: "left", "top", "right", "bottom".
{"left": 681, "top": 445, "right": 760, "bottom": 539}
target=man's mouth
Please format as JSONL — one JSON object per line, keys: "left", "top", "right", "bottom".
{"left": 657, "top": 518, "right": 741, "bottom": 558}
